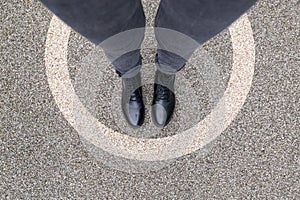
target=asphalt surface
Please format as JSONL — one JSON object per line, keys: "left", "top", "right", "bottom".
{"left": 1, "top": 0, "right": 299, "bottom": 199}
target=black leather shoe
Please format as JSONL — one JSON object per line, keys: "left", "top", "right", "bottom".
{"left": 121, "top": 72, "right": 145, "bottom": 128}
{"left": 151, "top": 70, "right": 176, "bottom": 128}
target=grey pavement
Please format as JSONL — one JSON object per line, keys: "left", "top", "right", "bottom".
{"left": 1, "top": 0, "right": 299, "bottom": 199}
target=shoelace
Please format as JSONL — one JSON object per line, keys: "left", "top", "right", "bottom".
{"left": 156, "top": 84, "right": 170, "bottom": 100}
{"left": 129, "top": 88, "right": 141, "bottom": 102}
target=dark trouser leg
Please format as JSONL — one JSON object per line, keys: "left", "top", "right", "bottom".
{"left": 154, "top": 0, "right": 257, "bottom": 74}
{"left": 39, "top": 0, "right": 146, "bottom": 77}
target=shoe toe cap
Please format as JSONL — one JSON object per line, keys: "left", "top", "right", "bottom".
{"left": 128, "top": 107, "right": 144, "bottom": 127}
{"left": 152, "top": 104, "right": 168, "bottom": 128}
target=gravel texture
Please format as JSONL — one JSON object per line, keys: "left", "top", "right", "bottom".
{"left": 1, "top": 0, "right": 299, "bottom": 199}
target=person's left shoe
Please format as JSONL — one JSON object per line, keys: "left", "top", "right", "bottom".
{"left": 151, "top": 69, "right": 176, "bottom": 128}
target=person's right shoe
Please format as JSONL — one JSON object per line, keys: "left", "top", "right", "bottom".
{"left": 121, "top": 72, "right": 145, "bottom": 128}
{"left": 151, "top": 69, "right": 176, "bottom": 128}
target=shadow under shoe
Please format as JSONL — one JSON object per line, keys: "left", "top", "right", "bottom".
{"left": 151, "top": 69, "right": 176, "bottom": 128}
{"left": 121, "top": 72, "right": 145, "bottom": 128}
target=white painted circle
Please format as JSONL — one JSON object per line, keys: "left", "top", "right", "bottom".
{"left": 45, "top": 14, "right": 255, "bottom": 161}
